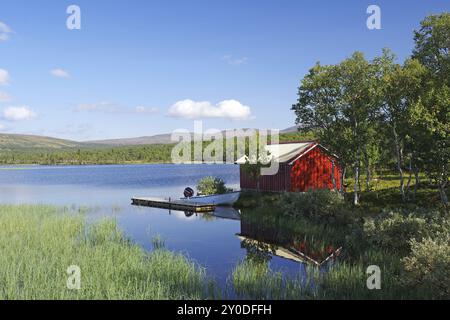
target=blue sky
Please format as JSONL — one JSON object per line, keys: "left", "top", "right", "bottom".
{"left": 0, "top": 0, "right": 448, "bottom": 141}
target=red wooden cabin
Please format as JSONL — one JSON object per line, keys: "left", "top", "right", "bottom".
{"left": 236, "top": 141, "right": 342, "bottom": 192}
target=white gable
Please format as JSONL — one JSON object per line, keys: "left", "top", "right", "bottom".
{"left": 235, "top": 142, "right": 315, "bottom": 164}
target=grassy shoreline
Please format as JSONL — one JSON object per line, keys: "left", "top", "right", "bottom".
{"left": 233, "top": 178, "right": 449, "bottom": 300}
{"left": 1, "top": 172, "right": 448, "bottom": 300}
{"left": 0, "top": 205, "right": 216, "bottom": 300}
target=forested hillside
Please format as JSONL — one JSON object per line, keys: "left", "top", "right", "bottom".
{"left": 0, "top": 131, "right": 315, "bottom": 165}
{"left": 0, "top": 133, "right": 85, "bottom": 151}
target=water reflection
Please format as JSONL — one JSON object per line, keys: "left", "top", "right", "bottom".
{"left": 238, "top": 212, "right": 341, "bottom": 267}
{"left": 0, "top": 164, "right": 336, "bottom": 287}
{"left": 162, "top": 207, "right": 241, "bottom": 220}
{"left": 153, "top": 206, "right": 339, "bottom": 267}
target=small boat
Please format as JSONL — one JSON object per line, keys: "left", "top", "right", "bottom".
{"left": 182, "top": 191, "right": 240, "bottom": 206}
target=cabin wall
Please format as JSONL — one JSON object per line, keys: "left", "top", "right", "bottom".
{"left": 239, "top": 163, "right": 290, "bottom": 192}
{"left": 290, "top": 147, "right": 342, "bottom": 192}
{"left": 239, "top": 146, "right": 342, "bottom": 192}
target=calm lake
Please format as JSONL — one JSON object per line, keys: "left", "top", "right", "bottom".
{"left": 0, "top": 164, "right": 308, "bottom": 285}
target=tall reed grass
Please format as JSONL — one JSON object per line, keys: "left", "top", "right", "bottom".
{"left": 0, "top": 205, "right": 215, "bottom": 299}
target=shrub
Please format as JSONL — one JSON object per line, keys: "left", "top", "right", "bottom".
{"left": 363, "top": 209, "right": 449, "bottom": 254}
{"left": 401, "top": 233, "right": 450, "bottom": 299}
{"left": 234, "top": 191, "right": 281, "bottom": 209}
{"left": 280, "top": 189, "right": 354, "bottom": 224}
{"left": 197, "top": 176, "right": 227, "bottom": 195}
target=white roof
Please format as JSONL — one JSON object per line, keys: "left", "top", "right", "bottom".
{"left": 235, "top": 142, "right": 315, "bottom": 164}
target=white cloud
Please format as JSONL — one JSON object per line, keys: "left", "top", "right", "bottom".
{"left": 2, "top": 106, "right": 37, "bottom": 121}
{"left": 222, "top": 55, "right": 248, "bottom": 65}
{"left": 168, "top": 99, "right": 252, "bottom": 120}
{"left": 135, "top": 106, "right": 158, "bottom": 114}
{"left": 51, "top": 68, "right": 70, "bottom": 78}
{"left": 0, "top": 22, "right": 12, "bottom": 41}
{"left": 0, "top": 123, "right": 5, "bottom": 130}
{"left": 0, "top": 91, "right": 11, "bottom": 102}
{"left": 0, "top": 69, "right": 10, "bottom": 85}
{"left": 74, "top": 101, "right": 120, "bottom": 113}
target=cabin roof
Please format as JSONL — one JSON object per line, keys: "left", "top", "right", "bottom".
{"left": 235, "top": 142, "right": 317, "bottom": 164}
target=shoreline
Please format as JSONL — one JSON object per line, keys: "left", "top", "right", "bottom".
{"left": 0, "top": 161, "right": 241, "bottom": 167}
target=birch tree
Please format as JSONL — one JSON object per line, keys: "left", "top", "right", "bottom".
{"left": 291, "top": 63, "right": 350, "bottom": 196}
{"left": 292, "top": 52, "right": 379, "bottom": 205}
{"left": 375, "top": 50, "right": 426, "bottom": 200}
{"left": 335, "top": 52, "right": 380, "bottom": 205}
{"left": 412, "top": 13, "right": 449, "bottom": 206}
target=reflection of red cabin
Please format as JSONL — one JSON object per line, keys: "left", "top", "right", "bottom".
{"left": 236, "top": 141, "right": 342, "bottom": 192}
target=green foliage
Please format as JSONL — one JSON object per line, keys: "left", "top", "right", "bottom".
{"left": 292, "top": 52, "right": 389, "bottom": 204}
{"left": 196, "top": 176, "right": 227, "bottom": 195}
{"left": 0, "top": 144, "right": 175, "bottom": 165}
{"left": 363, "top": 209, "right": 449, "bottom": 254}
{"left": 279, "top": 131, "right": 316, "bottom": 142}
{"left": 232, "top": 259, "right": 313, "bottom": 299}
{"left": 411, "top": 13, "right": 449, "bottom": 204}
{"left": 280, "top": 189, "right": 354, "bottom": 224}
{"left": 291, "top": 13, "right": 449, "bottom": 205}
{"left": 0, "top": 205, "right": 214, "bottom": 299}
{"left": 413, "top": 13, "right": 450, "bottom": 80}
{"left": 235, "top": 179, "right": 449, "bottom": 298}
{"left": 234, "top": 191, "right": 281, "bottom": 209}
{"left": 0, "top": 131, "right": 314, "bottom": 166}
{"left": 402, "top": 233, "right": 450, "bottom": 299}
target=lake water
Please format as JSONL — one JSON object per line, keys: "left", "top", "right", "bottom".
{"left": 0, "top": 164, "right": 308, "bottom": 286}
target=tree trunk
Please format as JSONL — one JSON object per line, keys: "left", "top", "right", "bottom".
{"left": 439, "top": 183, "right": 448, "bottom": 207}
{"left": 413, "top": 166, "right": 420, "bottom": 200}
{"left": 362, "top": 145, "right": 371, "bottom": 191}
{"left": 340, "top": 167, "right": 346, "bottom": 197}
{"left": 331, "top": 160, "right": 337, "bottom": 192}
{"left": 354, "top": 154, "right": 360, "bottom": 206}
{"left": 438, "top": 171, "right": 448, "bottom": 207}
{"left": 405, "top": 157, "right": 413, "bottom": 198}
{"left": 393, "top": 125, "right": 405, "bottom": 201}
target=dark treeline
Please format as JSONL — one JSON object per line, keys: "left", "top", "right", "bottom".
{"left": 292, "top": 13, "right": 449, "bottom": 206}
{"left": 0, "top": 132, "right": 314, "bottom": 165}
{"left": 0, "top": 144, "right": 175, "bottom": 165}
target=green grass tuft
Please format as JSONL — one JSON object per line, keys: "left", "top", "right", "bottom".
{"left": 0, "top": 205, "right": 214, "bottom": 300}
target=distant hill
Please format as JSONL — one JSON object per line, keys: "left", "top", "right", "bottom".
{"left": 87, "top": 133, "right": 174, "bottom": 146}
{"left": 0, "top": 133, "right": 91, "bottom": 151}
{"left": 0, "top": 126, "right": 306, "bottom": 151}
{"left": 280, "top": 125, "right": 300, "bottom": 134}
{"left": 85, "top": 127, "right": 302, "bottom": 146}
{"left": 85, "top": 130, "right": 256, "bottom": 146}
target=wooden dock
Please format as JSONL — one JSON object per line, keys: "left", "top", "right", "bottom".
{"left": 131, "top": 197, "right": 216, "bottom": 212}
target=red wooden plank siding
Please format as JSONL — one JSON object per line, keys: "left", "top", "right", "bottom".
{"left": 240, "top": 163, "right": 290, "bottom": 192}
{"left": 239, "top": 145, "right": 342, "bottom": 192}
{"left": 290, "top": 147, "right": 341, "bottom": 192}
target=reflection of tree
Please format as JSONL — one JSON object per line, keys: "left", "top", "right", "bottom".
{"left": 241, "top": 238, "right": 276, "bottom": 264}
{"left": 239, "top": 210, "right": 341, "bottom": 266}
{"left": 198, "top": 212, "right": 216, "bottom": 222}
